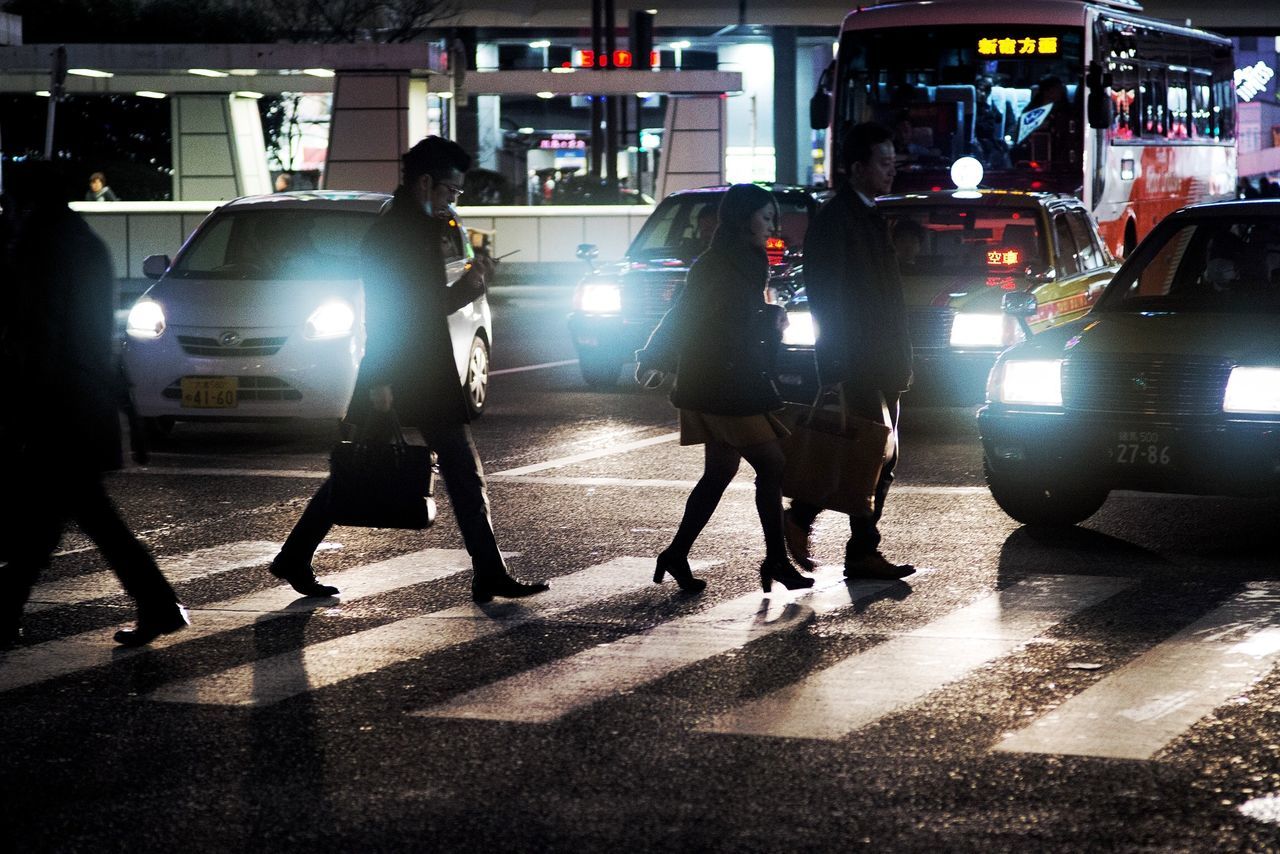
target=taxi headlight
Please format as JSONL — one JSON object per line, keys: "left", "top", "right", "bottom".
{"left": 782, "top": 310, "right": 816, "bottom": 346}
{"left": 950, "top": 313, "right": 1006, "bottom": 349}
{"left": 125, "top": 299, "right": 166, "bottom": 339}
{"left": 575, "top": 282, "right": 622, "bottom": 314}
{"left": 305, "top": 300, "right": 356, "bottom": 339}
{"left": 1224, "top": 367, "right": 1280, "bottom": 414}
{"left": 991, "top": 359, "right": 1063, "bottom": 406}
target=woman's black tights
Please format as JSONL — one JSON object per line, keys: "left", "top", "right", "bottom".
{"left": 666, "top": 438, "right": 787, "bottom": 562}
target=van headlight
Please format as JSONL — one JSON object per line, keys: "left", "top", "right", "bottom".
{"left": 1224, "top": 367, "right": 1280, "bottom": 414}
{"left": 305, "top": 300, "right": 356, "bottom": 339}
{"left": 575, "top": 282, "right": 623, "bottom": 314}
{"left": 126, "top": 299, "right": 166, "bottom": 339}
{"left": 989, "top": 359, "right": 1063, "bottom": 406}
{"left": 782, "top": 310, "right": 816, "bottom": 346}
{"left": 950, "top": 313, "right": 1007, "bottom": 349}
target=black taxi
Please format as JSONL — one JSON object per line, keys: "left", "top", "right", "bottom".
{"left": 777, "top": 183, "right": 1118, "bottom": 401}
{"left": 567, "top": 184, "right": 819, "bottom": 387}
{"left": 979, "top": 198, "right": 1280, "bottom": 526}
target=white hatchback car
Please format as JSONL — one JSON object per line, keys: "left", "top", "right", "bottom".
{"left": 122, "top": 191, "right": 492, "bottom": 434}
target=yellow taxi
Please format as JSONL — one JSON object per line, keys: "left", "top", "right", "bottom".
{"left": 778, "top": 173, "right": 1118, "bottom": 399}
{"left": 980, "top": 198, "right": 1280, "bottom": 526}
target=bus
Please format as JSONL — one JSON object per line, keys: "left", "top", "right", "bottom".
{"left": 810, "top": 0, "right": 1237, "bottom": 257}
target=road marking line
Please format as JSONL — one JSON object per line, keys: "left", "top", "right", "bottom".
{"left": 995, "top": 581, "right": 1280, "bottom": 760}
{"left": 413, "top": 566, "right": 915, "bottom": 724}
{"left": 699, "top": 574, "right": 1132, "bottom": 741}
{"left": 26, "top": 541, "right": 340, "bottom": 613}
{"left": 148, "top": 557, "right": 686, "bottom": 707}
{"left": 489, "top": 432, "right": 680, "bottom": 476}
{"left": 0, "top": 549, "right": 476, "bottom": 693}
{"left": 490, "top": 359, "right": 579, "bottom": 376}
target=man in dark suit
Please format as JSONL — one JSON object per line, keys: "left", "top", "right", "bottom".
{"left": 1, "top": 161, "right": 187, "bottom": 648}
{"left": 270, "top": 137, "right": 548, "bottom": 604}
{"left": 784, "top": 122, "right": 917, "bottom": 580}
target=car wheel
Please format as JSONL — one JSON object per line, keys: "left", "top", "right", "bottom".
{"left": 578, "top": 352, "right": 620, "bottom": 388}
{"left": 983, "top": 459, "right": 1108, "bottom": 527}
{"left": 141, "top": 416, "right": 174, "bottom": 440}
{"left": 465, "top": 335, "right": 490, "bottom": 417}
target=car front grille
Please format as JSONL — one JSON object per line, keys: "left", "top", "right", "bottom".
{"left": 161, "top": 376, "right": 303, "bottom": 402}
{"left": 624, "top": 271, "right": 684, "bottom": 320}
{"left": 178, "top": 335, "right": 287, "bottom": 357}
{"left": 908, "top": 308, "right": 955, "bottom": 351}
{"left": 1062, "top": 356, "right": 1232, "bottom": 416}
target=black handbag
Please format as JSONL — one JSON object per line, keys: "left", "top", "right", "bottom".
{"left": 328, "top": 410, "right": 437, "bottom": 530}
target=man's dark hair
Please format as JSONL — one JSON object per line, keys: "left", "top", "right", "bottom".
{"left": 840, "top": 122, "right": 894, "bottom": 172}
{"left": 402, "top": 136, "right": 471, "bottom": 184}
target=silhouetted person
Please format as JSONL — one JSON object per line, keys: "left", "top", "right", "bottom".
{"left": 1, "top": 161, "right": 187, "bottom": 648}
{"left": 637, "top": 184, "right": 812, "bottom": 594}
{"left": 270, "top": 137, "right": 548, "bottom": 603}
{"left": 890, "top": 218, "right": 929, "bottom": 273}
{"left": 85, "top": 171, "right": 119, "bottom": 202}
{"left": 785, "top": 123, "right": 916, "bottom": 581}
{"left": 274, "top": 172, "right": 293, "bottom": 193}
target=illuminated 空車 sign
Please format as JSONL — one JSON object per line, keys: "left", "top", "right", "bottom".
{"left": 978, "top": 37, "right": 1059, "bottom": 56}
{"left": 1235, "top": 60, "right": 1275, "bottom": 102}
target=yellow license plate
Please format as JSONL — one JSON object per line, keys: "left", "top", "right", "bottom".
{"left": 180, "top": 377, "right": 238, "bottom": 408}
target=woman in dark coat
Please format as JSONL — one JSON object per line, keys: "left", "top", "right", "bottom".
{"left": 638, "top": 183, "right": 814, "bottom": 594}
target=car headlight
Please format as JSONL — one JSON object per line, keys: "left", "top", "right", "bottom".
{"left": 990, "top": 359, "right": 1063, "bottom": 406}
{"left": 305, "top": 300, "right": 356, "bottom": 339}
{"left": 782, "top": 310, "right": 816, "bottom": 346}
{"left": 126, "top": 299, "right": 166, "bottom": 339}
{"left": 950, "top": 313, "right": 1008, "bottom": 349}
{"left": 1224, "top": 367, "right": 1280, "bottom": 414}
{"left": 575, "top": 282, "right": 622, "bottom": 314}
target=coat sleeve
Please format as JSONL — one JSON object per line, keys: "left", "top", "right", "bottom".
{"left": 802, "top": 203, "right": 853, "bottom": 385}
{"left": 358, "top": 232, "right": 401, "bottom": 390}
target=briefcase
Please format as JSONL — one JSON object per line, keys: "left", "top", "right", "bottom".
{"left": 328, "top": 411, "right": 437, "bottom": 530}
{"left": 781, "top": 386, "right": 893, "bottom": 516}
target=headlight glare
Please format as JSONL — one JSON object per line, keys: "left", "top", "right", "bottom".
{"left": 782, "top": 310, "right": 816, "bottom": 346}
{"left": 125, "top": 299, "right": 166, "bottom": 339}
{"left": 950, "top": 313, "right": 1007, "bottom": 349}
{"left": 1224, "top": 367, "right": 1280, "bottom": 414}
{"left": 994, "top": 359, "right": 1063, "bottom": 406}
{"left": 305, "top": 300, "right": 355, "bottom": 339}
{"left": 576, "top": 283, "right": 622, "bottom": 313}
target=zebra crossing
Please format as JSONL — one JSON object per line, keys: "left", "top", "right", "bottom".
{"left": 6, "top": 539, "right": 1280, "bottom": 764}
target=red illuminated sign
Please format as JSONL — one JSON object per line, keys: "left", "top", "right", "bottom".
{"left": 986, "top": 248, "right": 1022, "bottom": 267}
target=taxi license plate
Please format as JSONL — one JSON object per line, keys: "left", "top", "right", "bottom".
{"left": 1110, "top": 430, "right": 1171, "bottom": 466}
{"left": 181, "top": 377, "right": 238, "bottom": 409}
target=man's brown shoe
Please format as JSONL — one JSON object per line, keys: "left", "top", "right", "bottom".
{"left": 783, "top": 509, "right": 818, "bottom": 571}
{"left": 844, "top": 551, "right": 914, "bottom": 580}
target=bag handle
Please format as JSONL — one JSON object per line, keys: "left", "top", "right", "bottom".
{"left": 356, "top": 406, "right": 411, "bottom": 448}
{"left": 804, "top": 383, "right": 848, "bottom": 433}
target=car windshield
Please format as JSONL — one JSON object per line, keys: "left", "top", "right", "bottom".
{"left": 628, "top": 192, "right": 814, "bottom": 262}
{"left": 170, "top": 209, "right": 378, "bottom": 280}
{"left": 881, "top": 205, "right": 1045, "bottom": 278}
{"left": 1100, "top": 216, "right": 1280, "bottom": 313}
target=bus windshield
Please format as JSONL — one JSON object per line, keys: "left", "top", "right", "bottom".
{"left": 837, "top": 25, "right": 1085, "bottom": 194}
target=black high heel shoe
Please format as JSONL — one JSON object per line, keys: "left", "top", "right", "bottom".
{"left": 654, "top": 551, "right": 706, "bottom": 594}
{"left": 760, "top": 557, "right": 814, "bottom": 592}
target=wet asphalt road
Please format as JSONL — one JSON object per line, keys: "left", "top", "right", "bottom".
{"left": 4, "top": 283, "right": 1280, "bottom": 853}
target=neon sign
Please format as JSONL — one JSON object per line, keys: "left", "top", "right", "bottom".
{"left": 1235, "top": 61, "right": 1275, "bottom": 102}
{"left": 539, "top": 133, "right": 585, "bottom": 150}
{"left": 978, "top": 37, "right": 1059, "bottom": 56}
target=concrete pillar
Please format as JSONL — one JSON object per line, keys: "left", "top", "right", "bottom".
{"left": 323, "top": 71, "right": 412, "bottom": 192}
{"left": 656, "top": 95, "right": 727, "bottom": 199}
{"left": 718, "top": 43, "right": 776, "bottom": 183}
{"left": 171, "top": 94, "right": 271, "bottom": 200}
{"left": 773, "top": 27, "right": 798, "bottom": 185}
{"left": 476, "top": 43, "right": 501, "bottom": 171}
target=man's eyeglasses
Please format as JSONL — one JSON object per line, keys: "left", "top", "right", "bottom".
{"left": 439, "top": 182, "right": 465, "bottom": 197}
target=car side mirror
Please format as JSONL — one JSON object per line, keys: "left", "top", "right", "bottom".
{"left": 142, "top": 254, "right": 171, "bottom": 279}
{"left": 1003, "top": 290, "right": 1038, "bottom": 338}
{"left": 576, "top": 243, "right": 599, "bottom": 271}
{"left": 1086, "top": 61, "right": 1113, "bottom": 130}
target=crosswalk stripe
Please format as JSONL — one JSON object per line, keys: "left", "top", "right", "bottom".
{"left": 412, "top": 566, "right": 915, "bottom": 724}
{"left": 0, "top": 549, "right": 475, "bottom": 693}
{"left": 148, "top": 557, "right": 689, "bottom": 708}
{"left": 25, "top": 541, "right": 341, "bottom": 613}
{"left": 699, "top": 574, "right": 1133, "bottom": 741}
{"left": 995, "top": 581, "right": 1280, "bottom": 760}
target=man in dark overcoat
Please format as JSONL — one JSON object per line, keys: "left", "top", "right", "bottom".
{"left": 785, "top": 122, "right": 917, "bottom": 580}
{"left": 1, "top": 161, "right": 187, "bottom": 648}
{"left": 271, "top": 137, "right": 548, "bottom": 603}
